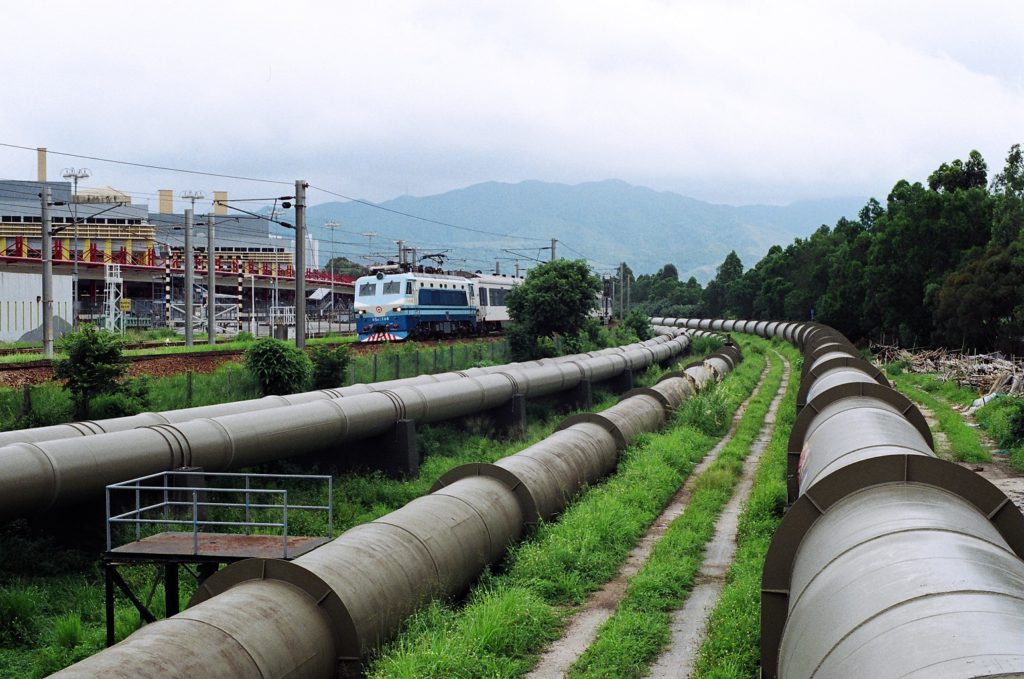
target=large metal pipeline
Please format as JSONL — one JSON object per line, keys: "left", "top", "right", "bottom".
{"left": 0, "top": 334, "right": 691, "bottom": 522}
{"left": 51, "top": 345, "right": 742, "bottom": 678}
{"left": 0, "top": 336, "right": 682, "bottom": 448}
{"left": 661, "top": 318, "right": 1024, "bottom": 679}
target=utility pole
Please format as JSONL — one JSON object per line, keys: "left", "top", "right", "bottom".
{"left": 184, "top": 208, "right": 194, "bottom": 346}
{"left": 295, "top": 179, "right": 307, "bottom": 348}
{"left": 207, "top": 213, "right": 216, "bottom": 345}
{"left": 62, "top": 167, "right": 90, "bottom": 327}
{"left": 41, "top": 187, "right": 54, "bottom": 358}
{"left": 362, "top": 231, "right": 378, "bottom": 265}
{"left": 619, "top": 262, "right": 625, "bottom": 320}
{"left": 550, "top": 238, "right": 557, "bottom": 262}
{"left": 180, "top": 192, "right": 205, "bottom": 346}
{"left": 515, "top": 259, "right": 520, "bottom": 278}
{"left": 324, "top": 220, "right": 340, "bottom": 332}
{"left": 626, "top": 272, "right": 631, "bottom": 312}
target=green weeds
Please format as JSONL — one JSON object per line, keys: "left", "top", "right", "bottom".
{"left": 975, "top": 396, "right": 1024, "bottom": 470}
{"left": 694, "top": 345, "right": 800, "bottom": 678}
{"left": 889, "top": 373, "right": 990, "bottom": 463}
{"left": 0, "top": 339, "right": 702, "bottom": 676}
{"left": 368, "top": 338, "right": 770, "bottom": 678}
{"left": 569, "top": 346, "right": 784, "bottom": 678}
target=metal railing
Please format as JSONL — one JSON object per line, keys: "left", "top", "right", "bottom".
{"left": 106, "top": 471, "right": 332, "bottom": 558}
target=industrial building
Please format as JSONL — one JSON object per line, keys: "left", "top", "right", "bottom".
{"left": 0, "top": 150, "right": 354, "bottom": 337}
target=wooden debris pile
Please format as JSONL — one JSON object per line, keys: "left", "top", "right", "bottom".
{"left": 872, "top": 344, "right": 1024, "bottom": 395}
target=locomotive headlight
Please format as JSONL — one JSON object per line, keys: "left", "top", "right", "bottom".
{"left": 394, "top": 307, "right": 402, "bottom": 312}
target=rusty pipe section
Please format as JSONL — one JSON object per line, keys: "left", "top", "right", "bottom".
{"left": 52, "top": 344, "right": 741, "bottom": 678}
{"left": 0, "top": 336, "right": 683, "bottom": 449}
{"left": 0, "top": 334, "right": 691, "bottom": 522}
{"left": 660, "top": 318, "right": 1024, "bottom": 679}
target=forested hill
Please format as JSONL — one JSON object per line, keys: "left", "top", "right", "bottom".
{"left": 630, "top": 145, "right": 1024, "bottom": 354}
{"left": 304, "top": 180, "right": 863, "bottom": 280}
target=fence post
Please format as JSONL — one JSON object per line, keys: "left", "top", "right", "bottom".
{"left": 415, "top": 350, "right": 420, "bottom": 375}
{"left": 433, "top": 348, "right": 438, "bottom": 373}
{"left": 186, "top": 371, "right": 194, "bottom": 406}
{"left": 393, "top": 353, "right": 400, "bottom": 380}
{"left": 348, "top": 363, "right": 355, "bottom": 386}
{"left": 20, "top": 384, "right": 31, "bottom": 418}
{"left": 449, "top": 345, "right": 454, "bottom": 369}
{"left": 372, "top": 353, "right": 378, "bottom": 382}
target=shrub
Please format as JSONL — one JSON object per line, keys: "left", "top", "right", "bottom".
{"left": 623, "top": 308, "right": 653, "bottom": 341}
{"left": 243, "top": 338, "right": 313, "bottom": 395}
{"left": 977, "top": 397, "right": 1024, "bottom": 448}
{"left": 234, "top": 331, "right": 255, "bottom": 343}
{"left": 91, "top": 377, "right": 151, "bottom": 418}
{"left": 506, "top": 322, "right": 539, "bottom": 361}
{"left": 0, "top": 587, "right": 39, "bottom": 645}
{"left": 884, "top": 359, "right": 910, "bottom": 376}
{"left": 52, "top": 325, "right": 130, "bottom": 419}
{"left": 310, "top": 344, "right": 351, "bottom": 389}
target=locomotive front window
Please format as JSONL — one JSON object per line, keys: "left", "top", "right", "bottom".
{"left": 359, "top": 283, "right": 377, "bottom": 296}
{"left": 383, "top": 281, "right": 401, "bottom": 295}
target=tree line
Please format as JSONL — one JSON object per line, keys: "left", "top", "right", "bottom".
{"left": 622, "top": 144, "right": 1024, "bottom": 352}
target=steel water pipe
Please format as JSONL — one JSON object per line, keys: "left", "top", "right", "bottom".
{"left": 660, "top": 317, "right": 1024, "bottom": 679}
{"left": 51, "top": 345, "right": 741, "bottom": 677}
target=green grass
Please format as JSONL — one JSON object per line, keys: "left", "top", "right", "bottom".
{"left": 568, "top": 345, "right": 785, "bottom": 678}
{"left": 884, "top": 368, "right": 979, "bottom": 407}
{"left": 0, "top": 333, "right": 699, "bottom": 676}
{"left": 0, "top": 338, "right": 509, "bottom": 432}
{"left": 367, "top": 339, "right": 769, "bottom": 678}
{"left": 0, "top": 332, "right": 359, "bottom": 365}
{"left": 889, "top": 372, "right": 990, "bottom": 463}
{"left": 975, "top": 396, "right": 1024, "bottom": 471}
{"left": 692, "top": 346, "right": 800, "bottom": 678}
{"left": 0, "top": 345, "right": 701, "bottom": 677}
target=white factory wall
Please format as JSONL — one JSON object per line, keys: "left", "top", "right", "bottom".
{"left": 0, "top": 272, "right": 73, "bottom": 342}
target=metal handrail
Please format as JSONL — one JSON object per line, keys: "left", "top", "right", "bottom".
{"left": 105, "top": 471, "right": 333, "bottom": 559}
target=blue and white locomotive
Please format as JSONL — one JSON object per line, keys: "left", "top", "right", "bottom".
{"left": 354, "top": 268, "right": 519, "bottom": 342}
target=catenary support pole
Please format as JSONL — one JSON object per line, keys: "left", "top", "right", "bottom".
{"left": 41, "top": 186, "right": 54, "bottom": 358}
{"left": 295, "top": 179, "right": 307, "bottom": 348}
{"left": 207, "top": 214, "right": 216, "bottom": 345}
{"left": 184, "top": 208, "right": 194, "bottom": 347}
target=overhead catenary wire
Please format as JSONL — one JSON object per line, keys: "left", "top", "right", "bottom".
{"left": 308, "top": 184, "right": 549, "bottom": 242}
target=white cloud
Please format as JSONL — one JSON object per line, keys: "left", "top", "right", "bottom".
{"left": 2, "top": 0, "right": 1023, "bottom": 205}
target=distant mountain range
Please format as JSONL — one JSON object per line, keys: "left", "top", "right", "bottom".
{"left": 298, "top": 179, "right": 867, "bottom": 281}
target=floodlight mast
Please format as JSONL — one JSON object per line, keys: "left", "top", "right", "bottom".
{"left": 61, "top": 167, "right": 91, "bottom": 327}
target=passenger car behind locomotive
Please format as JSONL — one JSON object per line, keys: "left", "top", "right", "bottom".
{"left": 354, "top": 268, "right": 519, "bottom": 342}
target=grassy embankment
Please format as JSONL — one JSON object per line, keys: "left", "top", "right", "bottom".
{"left": 0, "top": 339, "right": 508, "bottom": 432}
{"left": 0, "top": 336, "right": 697, "bottom": 677}
{"left": 691, "top": 345, "right": 799, "bottom": 678}
{"left": 886, "top": 370, "right": 989, "bottom": 463}
{"left": 888, "top": 367, "right": 1024, "bottom": 470}
{"left": 567, "top": 345, "right": 787, "bottom": 678}
{"left": 367, "top": 337, "right": 771, "bottom": 678}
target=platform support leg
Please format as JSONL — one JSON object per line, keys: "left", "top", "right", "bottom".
{"left": 165, "top": 563, "right": 180, "bottom": 617}
{"left": 105, "top": 564, "right": 116, "bottom": 647}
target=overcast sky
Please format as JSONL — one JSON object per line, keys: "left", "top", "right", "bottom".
{"left": 3, "top": 0, "right": 1023, "bottom": 213}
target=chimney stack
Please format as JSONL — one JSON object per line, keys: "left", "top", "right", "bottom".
{"left": 158, "top": 189, "right": 173, "bottom": 214}
{"left": 36, "top": 147, "right": 46, "bottom": 182}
